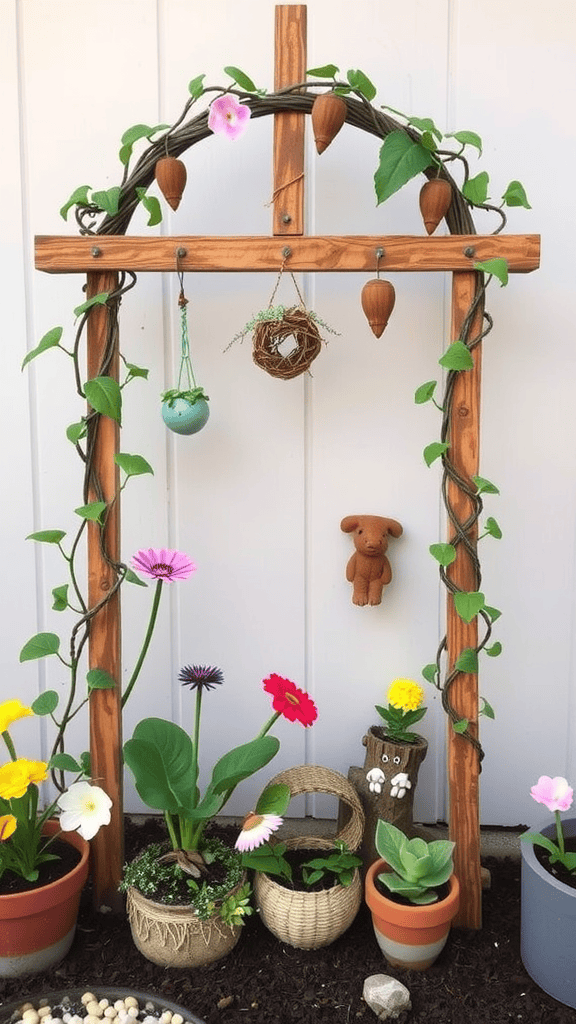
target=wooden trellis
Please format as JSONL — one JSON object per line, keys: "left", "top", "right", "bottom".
{"left": 34, "top": 5, "right": 539, "bottom": 926}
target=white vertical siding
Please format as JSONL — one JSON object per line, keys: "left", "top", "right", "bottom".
{"left": 1, "top": 0, "right": 573, "bottom": 826}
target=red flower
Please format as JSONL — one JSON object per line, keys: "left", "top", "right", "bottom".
{"left": 263, "top": 674, "right": 317, "bottom": 727}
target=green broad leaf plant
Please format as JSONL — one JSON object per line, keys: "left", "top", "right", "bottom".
{"left": 375, "top": 820, "right": 455, "bottom": 905}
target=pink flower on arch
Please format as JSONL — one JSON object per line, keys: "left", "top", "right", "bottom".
{"left": 530, "top": 775, "right": 574, "bottom": 813}
{"left": 208, "top": 94, "right": 251, "bottom": 140}
{"left": 131, "top": 548, "right": 196, "bottom": 583}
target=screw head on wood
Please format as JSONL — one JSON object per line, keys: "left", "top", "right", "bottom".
{"left": 91, "top": 246, "right": 102, "bottom": 258}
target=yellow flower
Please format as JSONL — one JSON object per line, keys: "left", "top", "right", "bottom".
{"left": 0, "top": 699, "right": 34, "bottom": 735}
{"left": 387, "top": 679, "right": 424, "bottom": 712}
{"left": 26, "top": 760, "right": 49, "bottom": 785}
{"left": 0, "top": 758, "right": 48, "bottom": 800}
{"left": 0, "top": 814, "right": 17, "bottom": 841}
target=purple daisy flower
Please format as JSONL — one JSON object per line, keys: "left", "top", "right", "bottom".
{"left": 179, "top": 665, "right": 224, "bottom": 692}
{"left": 131, "top": 548, "right": 196, "bottom": 582}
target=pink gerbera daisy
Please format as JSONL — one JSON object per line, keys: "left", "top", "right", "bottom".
{"left": 235, "top": 812, "right": 283, "bottom": 852}
{"left": 208, "top": 94, "right": 251, "bottom": 141}
{"left": 131, "top": 548, "right": 196, "bottom": 582}
{"left": 263, "top": 674, "right": 318, "bottom": 727}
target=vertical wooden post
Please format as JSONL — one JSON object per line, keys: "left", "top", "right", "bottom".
{"left": 273, "top": 4, "right": 306, "bottom": 235}
{"left": 447, "top": 270, "right": 484, "bottom": 928}
{"left": 86, "top": 270, "right": 124, "bottom": 912}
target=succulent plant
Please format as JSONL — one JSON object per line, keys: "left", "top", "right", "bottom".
{"left": 375, "top": 820, "right": 455, "bottom": 905}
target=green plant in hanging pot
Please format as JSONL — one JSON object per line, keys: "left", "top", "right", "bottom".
{"left": 161, "top": 385, "right": 210, "bottom": 435}
{"left": 161, "top": 287, "right": 210, "bottom": 435}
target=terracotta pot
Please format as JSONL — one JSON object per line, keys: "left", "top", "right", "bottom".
{"left": 155, "top": 156, "right": 187, "bottom": 211}
{"left": 126, "top": 882, "right": 243, "bottom": 968}
{"left": 419, "top": 179, "right": 452, "bottom": 235}
{"left": 521, "top": 816, "right": 576, "bottom": 1008}
{"left": 161, "top": 397, "right": 210, "bottom": 435}
{"left": 311, "top": 92, "right": 347, "bottom": 154}
{"left": 365, "top": 858, "right": 459, "bottom": 970}
{"left": 360, "top": 279, "right": 396, "bottom": 337}
{"left": 0, "top": 820, "right": 90, "bottom": 978}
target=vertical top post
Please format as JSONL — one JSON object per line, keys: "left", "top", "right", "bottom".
{"left": 447, "top": 270, "right": 484, "bottom": 928}
{"left": 273, "top": 5, "right": 307, "bottom": 235}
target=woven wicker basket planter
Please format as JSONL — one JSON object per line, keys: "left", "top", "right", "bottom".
{"left": 253, "top": 765, "right": 365, "bottom": 949}
{"left": 126, "top": 882, "right": 243, "bottom": 968}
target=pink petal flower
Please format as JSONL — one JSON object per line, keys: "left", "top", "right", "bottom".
{"left": 131, "top": 548, "right": 197, "bottom": 582}
{"left": 235, "top": 812, "right": 283, "bottom": 852}
{"left": 208, "top": 94, "right": 251, "bottom": 140}
{"left": 530, "top": 775, "right": 573, "bottom": 813}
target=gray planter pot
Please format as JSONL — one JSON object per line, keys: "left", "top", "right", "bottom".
{"left": 521, "top": 815, "right": 576, "bottom": 1008}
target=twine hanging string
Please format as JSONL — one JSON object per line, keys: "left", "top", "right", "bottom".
{"left": 176, "top": 271, "right": 197, "bottom": 392}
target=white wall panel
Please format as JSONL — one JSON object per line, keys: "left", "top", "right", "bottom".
{"left": 4, "top": 0, "right": 574, "bottom": 826}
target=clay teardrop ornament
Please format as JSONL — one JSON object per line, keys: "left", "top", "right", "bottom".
{"left": 419, "top": 179, "right": 452, "bottom": 235}
{"left": 155, "top": 156, "right": 187, "bottom": 211}
{"left": 311, "top": 93, "right": 347, "bottom": 154}
{"left": 361, "top": 280, "right": 396, "bottom": 338}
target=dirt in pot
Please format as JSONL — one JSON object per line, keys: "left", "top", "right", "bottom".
{"left": 534, "top": 836, "right": 576, "bottom": 891}
{"left": 0, "top": 838, "right": 81, "bottom": 896}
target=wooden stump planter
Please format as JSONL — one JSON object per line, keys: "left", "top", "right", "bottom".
{"left": 0, "top": 820, "right": 90, "bottom": 978}
{"left": 344, "top": 726, "right": 428, "bottom": 869}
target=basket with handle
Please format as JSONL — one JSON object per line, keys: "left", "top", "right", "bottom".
{"left": 252, "top": 765, "right": 365, "bottom": 949}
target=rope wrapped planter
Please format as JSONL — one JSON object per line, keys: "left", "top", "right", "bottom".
{"left": 126, "top": 877, "right": 246, "bottom": 968}
{"left": 253, "top": 765, "right": 365, "bottom": 949}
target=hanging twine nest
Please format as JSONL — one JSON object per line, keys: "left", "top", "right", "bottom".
{"left": 252, "top": 305, "right": 323, "bottom": 379}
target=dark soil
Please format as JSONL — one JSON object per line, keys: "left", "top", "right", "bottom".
{"left": 0, "top": 839, "right": 80, "bottom": 896}
{"left": 1, "top": 817, "right": 575, "bottom": 1024}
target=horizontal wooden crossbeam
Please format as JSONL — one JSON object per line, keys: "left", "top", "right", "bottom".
{"left": 35, "top": 234, "right": 540, "bottom": 274}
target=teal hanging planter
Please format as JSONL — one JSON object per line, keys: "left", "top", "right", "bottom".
{"left": 162, "top": 391, "right": 210, "bottom": 435}
{"left": 162, "top": 282, "right": 210, "bottom": 436}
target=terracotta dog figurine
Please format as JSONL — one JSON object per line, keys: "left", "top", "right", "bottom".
{"left": 341, "top": 514, "right": 403, "bottom": 606}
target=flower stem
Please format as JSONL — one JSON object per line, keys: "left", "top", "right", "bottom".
{"left": 1, "top": 730, "right": 17, "bottom": 762}
{"left": 189, "top": 688, "right": 203, "bottom": 812}
{"left": 555, "top": 809, "right": 566, "bottom": 858}
{"left": 122, "top": 580, "right": 163, "bottom": 708}
{"left": 254, "top": 711, "right": 281, "bottom": 740}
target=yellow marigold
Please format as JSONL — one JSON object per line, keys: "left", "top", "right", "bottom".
{"left": 0, "top": 760, "right": 31, "bottom": 799}
{"left": 26, "top": 760, "right": 49, "bottom": 785}
{"left": 0, "top": 699, "right": 34, "bottom": 735}
{"left": 0, "top": 814, "right": 17, "bottom": 841}
{"left": 387, "top": 678, "right": 424, "bottom": 712}
{"left": 0, "top": 758, "right": 48, "bottom": 800}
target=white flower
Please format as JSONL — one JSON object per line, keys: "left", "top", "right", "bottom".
{"left": 57, "top": 781, "right": 112, "bottom": 840}
{"left": 235, "top": 812, "right": 283, "bottom": 852}
{"left": 366, "top": 767, "right": 385, "bottom": 794}
{"left": 390, "top": 772, "right": 411, "bottom": 799}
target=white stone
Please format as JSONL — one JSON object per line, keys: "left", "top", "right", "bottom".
{"left": 363, "top": 975, "right": 412, "bottom": 1021}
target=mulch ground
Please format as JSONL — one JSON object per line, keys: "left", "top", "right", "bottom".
{"left": 1, "top": 817, "right": 575, "bottom": 1024}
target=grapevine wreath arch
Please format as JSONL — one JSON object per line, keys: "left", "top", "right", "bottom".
{"left": 32, "top": 6, "right": 539, "bottom": 927}
{"left": 70, "top": 79, "right": 495, "bottom": 757}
